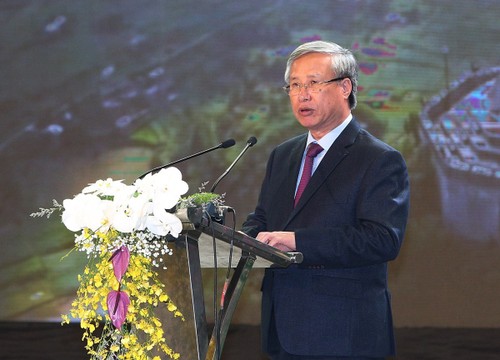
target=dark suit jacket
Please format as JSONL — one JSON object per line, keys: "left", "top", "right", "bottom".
{"left": 242, "top": 119, "right": 410, "bottom": 357}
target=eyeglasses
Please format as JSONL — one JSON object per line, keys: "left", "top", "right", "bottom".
{"left": 283, "top": 76, "right": 346, "bottom": 96}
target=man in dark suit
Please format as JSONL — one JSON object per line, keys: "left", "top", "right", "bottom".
{"left": 242, "top": 41, "right": 410, "bottom": 359}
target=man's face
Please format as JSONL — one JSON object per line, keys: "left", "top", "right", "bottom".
{"left": 288, "top": 52, "right": 351, "bottom": 139}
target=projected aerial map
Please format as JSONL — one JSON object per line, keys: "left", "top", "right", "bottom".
{"left": 0, "top": 0, "right": 498, "bottom": 327}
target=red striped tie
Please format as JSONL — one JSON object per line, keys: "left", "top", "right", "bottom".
{"left": 294, "top": 143, "right": 323, "bottom": 207}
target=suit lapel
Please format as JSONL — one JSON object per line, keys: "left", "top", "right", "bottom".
{"left": 284, "top": 120, "right": 361, "bottom": 228}
{"left": 280, "top": 136, "right": 307, "bottom": 216}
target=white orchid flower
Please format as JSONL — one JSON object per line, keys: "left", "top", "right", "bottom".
{"left": 62, "top": 193, "right": 106, "bottom": 232}
{"left": 82, "top": 178, "right": 129, "bottom": 197}
{"left": 111, "top": 194, "right": 150, "bottom": 234}
{"left": 145, "top": 209, "right": 183, "bottom": 237}
{"left": 136, "top": 167, "right": 188, "bottom": 208}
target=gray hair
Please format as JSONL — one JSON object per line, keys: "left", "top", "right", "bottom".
{"left": 284, "top": 41, "right": 359, "bottom": 109}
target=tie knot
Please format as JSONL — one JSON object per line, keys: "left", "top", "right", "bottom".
{"left": 306, "top": 143, "right": 323, "bottom": 158}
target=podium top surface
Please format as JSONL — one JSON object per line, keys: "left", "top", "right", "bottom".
{"left": 197, "top": 232, "right": 272, "bottom": 268}
{"left": 177, "top": 207, "right": 303, "bottom": 268}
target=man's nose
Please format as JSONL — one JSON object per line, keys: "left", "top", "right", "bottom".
{"left": 298, "top": 87, "right": 311, "bottom": 100}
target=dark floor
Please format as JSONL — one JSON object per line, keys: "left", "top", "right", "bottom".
{"left": 1, "top": 322, "right": 500, "bottom": 360}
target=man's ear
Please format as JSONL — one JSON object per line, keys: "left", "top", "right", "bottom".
{"left": 342, "top": 78, "right": 352, "bottom": 98}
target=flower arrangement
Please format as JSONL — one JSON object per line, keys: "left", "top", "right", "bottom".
{"left": 31, "top": 167, "right": 192, "bottom": 360}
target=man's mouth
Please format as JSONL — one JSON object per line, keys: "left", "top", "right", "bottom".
{"left": 299, "top": 107, "right": 314, "bottom": 116}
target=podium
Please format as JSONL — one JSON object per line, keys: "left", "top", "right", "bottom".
{"left": 157, "top": 207, "right": 303, "bottom": 359}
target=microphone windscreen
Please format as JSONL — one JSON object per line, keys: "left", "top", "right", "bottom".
{"left": 247, "top": 136, "right": 257, "bottom": 146}
{"left": 221, "top": 139, "right": 236, "bottom": 148}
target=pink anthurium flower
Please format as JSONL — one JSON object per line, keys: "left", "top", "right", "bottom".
{"left": 107, "top": 289, "right": 130, "bottom": 329}
{"left": 109, "top": 246, "right": 130, "bottom": 282}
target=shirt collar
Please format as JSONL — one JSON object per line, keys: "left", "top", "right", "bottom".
{"left": 306, "top": 113, "right": 353, "bottom": 152}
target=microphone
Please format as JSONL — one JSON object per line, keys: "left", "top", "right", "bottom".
{"left": 210, "top": 136, "right": 257, "bottom": 193}
{"left": 138, "top": 138, "right": 235, "bottom": 179}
